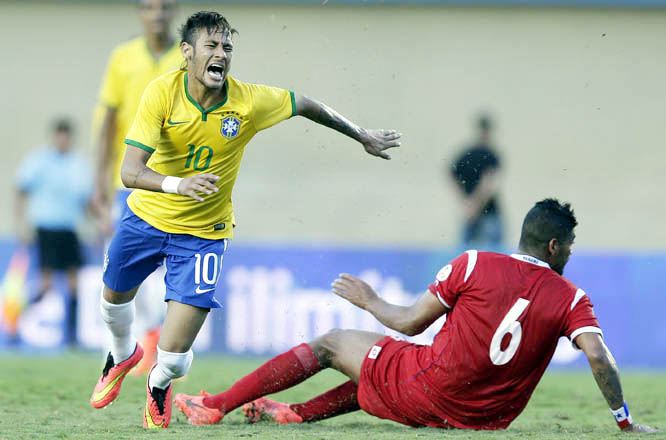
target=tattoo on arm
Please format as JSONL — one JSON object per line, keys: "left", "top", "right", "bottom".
{"left": 132, "top": 166, "right": 151, "bottom": 188}
{"left": 315, "top": 106, "right": 359, "bottom": 139}
{"left": 591, "top": 348, "right": 624, "bottom": 409}
{"left": 298, "top": 96, "right": 363, "bottom": 142}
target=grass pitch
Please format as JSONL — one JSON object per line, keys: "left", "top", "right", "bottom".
{"left": 0, "top": 352, "right": 664, "bottom": 440}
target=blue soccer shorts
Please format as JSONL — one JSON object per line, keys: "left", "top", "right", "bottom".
{"left": 103, "top": 206, "right": 228, "bottom": 309}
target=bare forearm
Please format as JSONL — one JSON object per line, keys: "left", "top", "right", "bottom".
{"left": 96, "top": 109, "right": 117, "bottom": 187}
{"left": 589, "top": 348, "right": 624, "bottom": 410}
{"left": 366, "top": 298, "right": 420, "bottom": 336}
{"left": 296, "top": 96, "right": 366, "bottom": 143}
{"left": 120, "top": 162, "right": 165, "bottom": 192}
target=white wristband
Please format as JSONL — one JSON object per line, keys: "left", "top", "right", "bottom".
{"left": 161, "top": 176, "right": 183, "bottom": 194}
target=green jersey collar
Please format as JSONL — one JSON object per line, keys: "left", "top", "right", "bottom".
{"left": 184, "top": 73, "right": 229, "bottom": 122}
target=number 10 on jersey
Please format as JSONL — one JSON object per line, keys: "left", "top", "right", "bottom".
{"left": 186, "top": 144, "right": 213, "bottom": 171}
{"left": 194, "top": 253, "right": 223, "bottom": 287}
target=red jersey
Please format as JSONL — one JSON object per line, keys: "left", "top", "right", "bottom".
{"left": 415, "top": 251, "right": 602, "bottom": 429}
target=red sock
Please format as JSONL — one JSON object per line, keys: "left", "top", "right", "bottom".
{"left": 290, "top": 380, "right": 360, "bottom": 422}
{"left": 203, "top": 343, "right": 321, "bottom": 413}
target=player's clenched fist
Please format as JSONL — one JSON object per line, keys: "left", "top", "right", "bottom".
{"left": 178, "top": 173, "right": 220, "bottom": 202}
{"left": 331, "top": 273, "right": 380, "bottom": 310}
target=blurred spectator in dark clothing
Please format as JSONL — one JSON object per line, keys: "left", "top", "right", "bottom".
{"left": 449, "top": 114, "right": 504, "bottom": 249}
{"left": 14, "top": 118, "right": 93, "bottom": 346}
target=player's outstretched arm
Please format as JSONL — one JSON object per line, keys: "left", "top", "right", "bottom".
{"left": 332, "top": 274, "right": 448, "bottom": 336}
{"left": 576, "top": 333, "right": 658, "bottom": 434}
{"left": 293, "top": 94, "right": 401, "bottom": 160}
{"left": 121, "top": 145, "right": 219, "bottom": 202}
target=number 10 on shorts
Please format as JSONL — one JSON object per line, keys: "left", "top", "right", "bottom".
{"left": 194, "top": 253, "right": 223, "bottom": 291}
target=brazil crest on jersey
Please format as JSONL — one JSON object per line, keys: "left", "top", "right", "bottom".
{"left": 124, "top": 69, "right": 295, "bottom": 240}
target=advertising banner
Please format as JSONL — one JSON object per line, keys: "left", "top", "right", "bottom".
{"left": 1, "top": 241, "right": 664, "bottom": 368}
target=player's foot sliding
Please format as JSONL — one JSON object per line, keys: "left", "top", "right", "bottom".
{"left": 200, "top": 343, "right": 322, "bottom": 416}
{"left": 174, "top": 346, "right": 361, "bottom": 425}
{"left": 174, "top": 390, "right": 223, "bottom": 425}
{"left": 143, "top": 364, "right": 172, "bottom": 429}
{"left": 242, "top": 398, "right": 303, "bottom": 424}
{"left": 242, "top": 380, "right": 359, "bottom": 424}
{"left": 90, "top": 343, "right": 144, "bottom": 409}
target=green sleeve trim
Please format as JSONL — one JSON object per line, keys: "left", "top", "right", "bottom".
{"left": 289, "top": 90, "right": 296, "bottom": 118}
{"left": 125, "top": 139, "right": 155, "bottom": 153}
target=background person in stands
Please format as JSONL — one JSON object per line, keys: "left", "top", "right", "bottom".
{"left": 449, "top": 113, "right": 504, "bottom": 249}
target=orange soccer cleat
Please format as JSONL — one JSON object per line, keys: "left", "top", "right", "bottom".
{"left": 174, "top": 390, "right": 224, "bottom": 425}
{"left": 143, "top": 364, "right": 172, "bottom": 429}
{"left": 242, "top": 397, "right": 303, "bottom": 425}
{"left": 90, "top": 344, "right": 144, "bottom": 409}
{"left": 131, "top": 327, "right": 160, "bottom": 376}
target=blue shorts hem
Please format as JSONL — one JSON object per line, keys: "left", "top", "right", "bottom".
{"left": 102, "top": 272, "right": 142, "bottom": 294}
{"left": 165, "top": 291, "right": 222, "bottom": 309}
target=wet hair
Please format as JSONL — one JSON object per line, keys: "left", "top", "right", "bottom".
{"left": 52, "top": 118, "right": 73, "bottom": 134}
{"left": 519, "top": 198, "right": 578, "bottom": 250}
{"left": 179, "top": 11, "right": 237, "bottom": 46}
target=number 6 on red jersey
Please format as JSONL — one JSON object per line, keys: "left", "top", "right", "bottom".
{"left": 489, "top": 298, "right": 530, "bottom": 366}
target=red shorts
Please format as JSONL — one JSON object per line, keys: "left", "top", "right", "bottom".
{"left": 356, "top": 336, "right": 454, "bottom": 429}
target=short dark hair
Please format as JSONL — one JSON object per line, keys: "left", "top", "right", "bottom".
{"left": 478, "top": 113, "right": 492, "bottom": 132}
{"left": 52, "top": 118, "right": 73, "bottom": 134}
{"left": 519, "top": 198, "right": 578, "bottom": 249}
{"left": 179, "top": 11, "right": 236, "bottom": 46}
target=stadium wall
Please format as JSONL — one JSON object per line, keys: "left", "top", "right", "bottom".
{"left": 2, "top": 2, "right": 666, "bottom": 251}
{"left": 1, "top": 241, "right": 665, "bottom": 368}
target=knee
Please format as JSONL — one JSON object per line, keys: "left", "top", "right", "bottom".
{"left": 156, "top": 347, "right": 193, "bottom": 379}
{"left": 158, "top": 336, "right": 192, "bottom": 354}
{"left": 102, "top": 285, "right": 137, "bottom": 305}
{"left": 310, "top": 328, "right": 345, "bottom": 368}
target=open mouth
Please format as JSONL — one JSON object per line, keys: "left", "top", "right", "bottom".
{"left": 207, "top": 63, "right": 224, "bottom": 82}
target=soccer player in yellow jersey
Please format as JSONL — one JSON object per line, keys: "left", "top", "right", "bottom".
{"left": 94, "top": 0, "right": 181, "bottom": 209}
{"left": 93, "top": 0, "right": 182, "bottom": 374}
{"left": 89, "top": 11, "right": 402, "bottom": 429}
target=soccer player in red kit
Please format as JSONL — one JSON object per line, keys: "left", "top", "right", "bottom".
{"left": 175, "top": 198, "right": 656, "bottom": 433}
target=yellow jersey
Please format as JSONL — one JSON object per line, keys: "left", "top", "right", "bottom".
{"left": 125, "top": 70, "right": 295, "bottom": 240}
{"left": 95, "top": 36, "right": 183, "bottom": 189}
